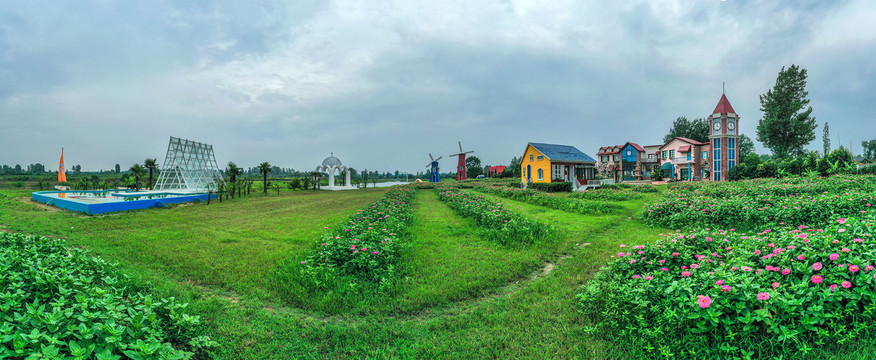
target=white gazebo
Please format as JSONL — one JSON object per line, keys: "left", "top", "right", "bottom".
{"left": 315, "top": 153, "right": 355, "bottom": 190}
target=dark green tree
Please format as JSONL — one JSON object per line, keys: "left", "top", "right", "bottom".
{"left": 258, "top": 162, "right": 272, "bottom": 195}
{"left": 226, "top": 162, "right": 242, "bottom": 183}
{"left": 756, "top": 65, "right": 817, "bottom": 158}
{"left": 144, "top": 158, "right": 159, "bottom": 190}
{"left": 663, "top": 116, "right": 709, "bottom": 143}
{"left": 129, "top": 164, "right": 147, "bottom": 191}
{"left": 738, "top": 134, "right": 755, "bottom": 159}
{"left": 861, "top": 140, "right": 876, "bottom": 162}
{"left": 466, "top": 156, "right": 484, "bottom": 178}
{"left": 114, "top": 164, "right": 121, "bottom": 173}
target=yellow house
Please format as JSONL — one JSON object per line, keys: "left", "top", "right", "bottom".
{"left": 521, "top": 143, "right": 597, "bottom": 185}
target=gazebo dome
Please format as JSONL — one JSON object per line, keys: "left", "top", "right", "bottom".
{"left": 322, "top": 153, "right": 342, "bottom": 167}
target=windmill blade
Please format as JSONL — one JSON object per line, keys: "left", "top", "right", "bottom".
{"left": 458, "top": 141, "right": 463, "bottom": 152}
{"left": 463, "top": 151, "right": 474, "bottom": 154}
{"left": 429, "top": 153, "right": 435, "bottom": 161}
{"left": 435, "top": 156, "right": 443, "bottom": 161}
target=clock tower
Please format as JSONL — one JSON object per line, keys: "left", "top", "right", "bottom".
{"left": 707, "top": 93, "right": 739, "bottom": 181}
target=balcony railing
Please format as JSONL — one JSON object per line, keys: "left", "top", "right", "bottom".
{"left": 587, "top": 179, "right": 616, "bottom": 186}
{"left": 670, "top": 157, "right": 695, "bottom": 164}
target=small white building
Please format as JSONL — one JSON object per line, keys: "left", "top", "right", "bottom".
{"left": 315, "top": 153, "right": 356, "bottom": 190}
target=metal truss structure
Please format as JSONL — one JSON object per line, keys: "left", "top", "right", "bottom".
{"left": 154, "top": 137, "right": 224, "bottom": 192}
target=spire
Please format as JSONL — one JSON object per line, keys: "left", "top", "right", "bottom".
{"left": 712, "top": 93, "right": 736, "bottom": 115}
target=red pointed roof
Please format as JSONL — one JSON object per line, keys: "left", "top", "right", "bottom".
{"left": 712, "top": 94, "right": 736, "bottom": 115}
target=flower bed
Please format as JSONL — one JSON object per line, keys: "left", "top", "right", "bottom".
{"left": 474, "top": 184, "right": 623, "bottom": 215}
{"left": 644, "top": 176, "right": 876, "bottom": 229}
{"left": 297, "top": 186, "right": 415, "bottom": 290}
{"left": 0, "top": 233, "right": 214, "bottom": 359}
{"left": 570, "top": 188, "right": 643, "bottom": 202}
{"left": 437, "top": 188, "right": 554, "bottom": 245}
{"left": 578, "top": 215, "right": 876, "bottom": 358}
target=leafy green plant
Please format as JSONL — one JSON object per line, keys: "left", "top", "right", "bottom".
{"left": 473, "top": 184, "right": 623, "bottom": 216}
{"left": 0, "top": 233, "right": 214, "bottom": 359}
{"left": 436, "top": 187, "right": 554, "bottom": 245}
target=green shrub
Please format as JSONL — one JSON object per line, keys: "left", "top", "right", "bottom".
{"left": 570, "top": 188, "right": 643, "bottom": 202}
{"left": 437, "top": 188, "right": 554, "bottom": 245}
{"left": 578, "top": 215, "right": 876, "bottom": 359}
{"left": 529, "top": 182, "right": 572, "bottom": 193}
{"left": 0, "top": 233, "right": 214, "bottom": 359}
{"left": 474, "top": 185, "right": 622, "bottom": 216}
{"left": 630, "top": 184, "right": 658, "bottom": 193}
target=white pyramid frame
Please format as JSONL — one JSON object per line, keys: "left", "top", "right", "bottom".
{"left": 154, "top": 136, "right": 224, "bottom": 192}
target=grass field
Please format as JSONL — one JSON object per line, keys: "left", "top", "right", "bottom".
{"left": 6, "top": 184, "right": 866, "bottom": 359}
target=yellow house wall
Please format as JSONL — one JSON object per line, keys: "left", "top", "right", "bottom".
{"left": 521, "top": 144, "right": 551, "bottom": 183}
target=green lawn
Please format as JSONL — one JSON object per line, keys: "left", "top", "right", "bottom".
{"left": 0, "top": 187, "right": 677, "bottom": 359}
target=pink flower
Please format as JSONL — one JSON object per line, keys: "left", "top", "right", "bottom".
{"left": 781, "top": 268, "right": 791, "bottom": 275}
{"left": 697, "top": 295, "right": 712, "bottom": 309}
{"left": 742, "top": 266, "right": 752, "bottom": 272}
{"left": 797, "top": 255, "right": 805, "bottom": 261}
{"left": 842, "top": 281, "right": 852, "bottom": 288}
{"left": 632, "top": 275, "right": 641, "bottom": 279}
{"left": 811, "top": 275, "right": 823, "bottom": 284}
{"left": 350, "top": 245, "right": 357, "bottom": 249}
{"left": 672, "top": 252, "right": 679, "bottom": 257}
{"left": 866, "top": 265, "right": 875, "bottom": 272}
{"left": 772, "top": 282, "right": 780, "bottom": 288}
{"left": 617, "top": 252, "right": 624, "bottom": 257}
{"left": 690, "top": 264, "right": 699, "bottom": 269}
{"left": 715, "top": 280, "right": 724, "bottom": 286}
{"left": 756, "top": 292, "right": 770, "bottom": 301}
{"left": 372, "top": 251, "right": 379, "bottom": 255}
{"left": 754, "top": 250, "right": 762, "bottom": 255}
{"left": 660, "top": 267, "right": 669, "bottom": 271}
{"left": 842, "top": 248, "right": 851, "bottom": 253}
{"left": 813, "top": 262, "right": 823, "bottom": 271}
{"left": 300, "top": 261, "right": 306, "bottom": 264}
{"left": 830, "top": 284, "right": 838, "bottom": 291}
{"left": 850, "top": 265, "right": 860, "bottom": 273}
{"left": 721, "top": 285, "right": 731, "bottom": 292}
{"left": 682, "top": 271, "right": 691, "bottom": 277}
{"left": 839, "top": 229, "right": 846, "bottom": 233}
{"left": 837, "top": 218, "right": 847, "bottom": 224}
{"left": 644, "top": 276, "right": 653, "bottom": 280}
{"left": 830, "top": 253, "right": 840, "bottom": 261}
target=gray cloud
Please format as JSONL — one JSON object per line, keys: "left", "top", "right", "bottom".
{"left": 1, "top": 0, "right": 875, "bottom": 173}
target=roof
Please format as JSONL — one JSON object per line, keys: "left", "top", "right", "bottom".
{"left": 712, "top": 94, "right": 736, "bottom": 115}
{"left": 624, "top": 142, "right": 645, "bottom": 152}
{"left": 678, "top": 145, "right": 691, "bottom": 153}
{"left": 529, "top": 143, "right": 596, "bottom": 163}
{"left": 659, "top": 137, "right": 709, "bottom": 150}
{"left": 321, "top": 155, "right": 342, "bottom": 167}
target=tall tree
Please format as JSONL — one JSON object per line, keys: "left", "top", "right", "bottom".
{"left": 466, "top": 156, "right": 484, "bottom": 178}
{"left": 258, "top": 162, "right": 272, "bottom": 195}
{"left": 823, "top": 122, "right": 830, "bottom": 156}
{"left": 114, "top": 164, "right": 121, "bottom": 173}
{"left": 756, "top": 65, "right": 817, "bottom": 158}
{"left": 226, "top": 162, "right": 242, "bottom": 183}
{"left": 738, "top": 134, "right": 755, "bottom": 159}
{"left": 144, "top": 158, "right": 159, "bottom": 190}
{"left": 129, "top": 164, "right": 146, "bottom": 191}
{"left": 862, "top": 140, "right": 876, "bottom": 161}
{"left": 663, "top": 117, "right": 709, "bottom": 143}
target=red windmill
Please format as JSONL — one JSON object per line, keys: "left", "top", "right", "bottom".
{"left": 449, "top": 141, "right": 474, "bottom": 181}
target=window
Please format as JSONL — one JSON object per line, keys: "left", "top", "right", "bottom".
{"left": 669, "top": 150, "right": 675, "bottom": 159}
{"left": 728, "top": 138, "right": 736, "bottom": 171}
{"left": 613, "top": 155, "right": 618, "bottom": 161}
{"left": 648, "top": 154, "right": 655, "bottom": 159}
{"left": 530, "top": 154, "right": 534, "bottom": 162}
{"left": 713, "top": 139, "right": 721, "bottom": 181}
{"left": 537, "top": 155, "right": 544, "bottom": 161}
{"left": 537, "top": 168, "right": 544, "bottom": 181}
{"left": 686, "top": 152, "right": 691, "bottom": 161}
{"left": 662, "top": 150, "right": 667, "bottom": 159}
{"left": 703, "top": 151, "right": 709, "bottom": 159}
{"left": 552, "top": 165, "right": 563, "bottom": 180}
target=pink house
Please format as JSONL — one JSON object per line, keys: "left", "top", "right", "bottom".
{"left": 658, "top": 137, "right": 711, "bottom": 181}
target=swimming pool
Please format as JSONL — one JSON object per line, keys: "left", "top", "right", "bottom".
{"left": 32, "top": 189, "right": 215, "bottom": 215}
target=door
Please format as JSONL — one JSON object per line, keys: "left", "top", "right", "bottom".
{"left": 526, "top": 165, "right": 531, "bottom": 182}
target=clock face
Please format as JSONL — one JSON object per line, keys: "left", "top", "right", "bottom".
{"left": 727, "top": 121, "right": 735, "bottom": 131}
{"left": 626, "top": 150, "right": 632, "bottom": 156}
{"left": 713, "top": 121, "right": 721, "bottom": 131}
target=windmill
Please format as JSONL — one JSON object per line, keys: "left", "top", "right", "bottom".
{"left": 449, "top": 141, "right": 474, "bottom": 181}
{"left": 426, "top": 153, "right": 443, "bottom": 183}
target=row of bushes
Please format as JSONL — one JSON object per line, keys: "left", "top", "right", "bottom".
{"left": 292, "top": 186, "right": 416, "bottom": 292}
{"left": 570, "top": 188, "right": 643, "bottom": 202}
{"left": 578, "top": 214, "right": 876, "bottom": 359}
{"left": 474, "top": 184, "right": 624, "bottom": 216}
{"left": 528, "top": 182, "right": 572, "bottom": 193}
{"left": 437, "top": 187, "right": 554, "bottom": 245}
{"left": 729, "top": 149, "right": 876, "bottom": 181}
{"left": 0, "top": 233, "right": 215, "bottom": 359}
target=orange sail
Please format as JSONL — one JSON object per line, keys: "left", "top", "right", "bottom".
{"left": 58, "top": 148, "right": 67, "bottom": 183}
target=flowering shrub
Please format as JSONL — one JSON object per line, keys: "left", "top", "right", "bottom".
{"left": 0, "top": 233, "right": 214, "bottom": 359}
{"left": 630, "top": 184, "right": 659, "bottom": 193}
{"left": 570, "top": 188, "right": 643, "bottom": 202}
{"left": 437, "top": 188, "right": 554, "bottom": 245}
{"left": 578, "top": 215, "right": 876, "bottom": 358}
{"left": 644, "top": 175, "right": 876, "bottom": 229}
{"left": 473, "top": 184, "right": 623, "bottom": 215}
{"left": 297, "top": 186, "right": 415, "bottom": 290}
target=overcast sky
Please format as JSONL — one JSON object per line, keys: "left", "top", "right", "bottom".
{"left": 1, "top": 0, "right": 875, "bottom": 174}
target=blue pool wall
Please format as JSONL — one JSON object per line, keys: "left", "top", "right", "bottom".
{"left": 31, "top": 190, "right": 216, "bottom": 215}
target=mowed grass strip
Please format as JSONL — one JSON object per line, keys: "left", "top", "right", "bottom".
{"left": 0, "top": 188, "right": 387, "bottom": 302}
